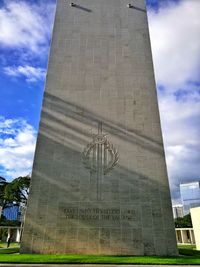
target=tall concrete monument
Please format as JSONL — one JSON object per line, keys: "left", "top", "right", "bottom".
{"left": 21, "top": 0, "right": 177, "bottom": 255}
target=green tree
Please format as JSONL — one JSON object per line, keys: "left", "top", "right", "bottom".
{"left": 0, "top": 176, "right": 30, "bottom": 226}
{"left": 0, "top": 176, "right": 30, "bottom": 209}
{"left": 0, "top": 177, "right": 8, "bottom": 207}
{"left": 4, "top": 176, "right": 30, "bottom": 206}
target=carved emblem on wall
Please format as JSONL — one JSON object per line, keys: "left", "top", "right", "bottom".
{"left": 83, "top": 134, "right": 119, "bottom": 175}
{"left": 82, "top": 122, "right": 119, "bottom": 200}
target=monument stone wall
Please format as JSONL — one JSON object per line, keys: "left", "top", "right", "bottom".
{"left": 21, "top": 0, "right": 178, "bottom": 255}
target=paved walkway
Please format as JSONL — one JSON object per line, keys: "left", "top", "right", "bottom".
{"left": 1, "top": 265, "right": 200, "bottom": 267}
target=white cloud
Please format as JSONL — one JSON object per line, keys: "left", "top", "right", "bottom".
{"left": 147, "top": 0, "right": 200, "bottom": 201}
{"left": 0, "top": 117, "right": 36, "bottom": 179}
{"left": 159, "top": 90, "right": 200, "bottom": 165}
{"left": 148, "top": 0, "right": 200, "bottom": 87}
{"left": 0, "top": 1, "right": 55, "bottom": 53}
{"left": 0, "top": 0, "right": 199, "bottom": 203}
{"left": 158, "top": 87, "right": 200, "bottom": 200}
{"left": 4, "top": 65, "right": 46, "bottom": 82}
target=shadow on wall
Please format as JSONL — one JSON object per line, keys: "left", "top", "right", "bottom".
{"left": 21, "top": 91, "right": 177, "bottom": 256}
{"left": 42, "top": 92, "right": 164, "bottom": 154}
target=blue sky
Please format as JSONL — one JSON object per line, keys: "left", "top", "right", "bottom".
{"left": 0, "top": 0, "right": 199, "bottom": 203}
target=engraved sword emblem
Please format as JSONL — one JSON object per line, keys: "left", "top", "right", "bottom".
{"left": 82, "top": 122, "right": 119, "bottom": 200}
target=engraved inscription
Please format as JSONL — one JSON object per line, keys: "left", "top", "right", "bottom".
{"left": 62, "top": 208, "right": 136, "bottom": 221}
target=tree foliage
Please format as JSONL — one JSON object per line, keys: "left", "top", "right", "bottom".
{"left": 0, "top": 214, "right": 21, "bottom": 226}
{"left": 0, "top": 177, "right": 8, "bottom": 206}
{"left": 0, "top": 176, "right": 30, "bottom": 208}
{"left": 174, "top": 213, "right": 192, "bottom": 228}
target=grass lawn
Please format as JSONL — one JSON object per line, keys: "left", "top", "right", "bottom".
{"left": 0, "top": 246, "right": 199, "bottom": 264}
{"left": 178, "top": 244, "right": 196, "bottom": 250}
{"left": 0, "top": 242, "right": 19, "bottom": 248}
{"left": 0, "top": 247, "right": 19, "bottom": 254}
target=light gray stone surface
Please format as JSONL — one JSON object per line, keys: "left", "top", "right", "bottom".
{"left": 20, "top": 0, "right": 177, "bottom": 255}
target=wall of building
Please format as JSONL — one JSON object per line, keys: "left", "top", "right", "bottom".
{"left": 191, "top": 207, "right": 200, "bottom": 250}
{"left": 2, "top": 204, "right": 20, "bottom": 221}
{"left": 175, "top": 228, "right": 195, "bottom": 245}
{"left": 180, "top": 182, "right": 200, "bottom": 215}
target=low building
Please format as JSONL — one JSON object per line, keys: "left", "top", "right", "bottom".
{"left": 2, "top": 204, "right": 20, "bottom": 221}
{"left": 175, "top": 228, "right": 195, "bottom": 245}
{"left": 0, "top": 226, "right": 22, "bottom": 242}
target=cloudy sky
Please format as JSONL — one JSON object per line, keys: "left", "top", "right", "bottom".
{"left": 0, "top": 0, "right": 199, "bottom": 203}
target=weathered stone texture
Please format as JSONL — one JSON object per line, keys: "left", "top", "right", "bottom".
{"left": 21, "top": 0, "right": 177, "bottom": 255}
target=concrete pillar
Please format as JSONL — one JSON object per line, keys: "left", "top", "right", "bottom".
{"left": 181, "top": 230, "right": 189, "bottom": 244}
{"left": 6, "top": 228, "right": 11, "bottom": 242}
{"left": 189, "top": 229, "right": 195, "bottom": 244}
{"left": 0, "top": 206, "right": 2, "bottom": 218}
{"left": 176, "top": 229, "right": 182, "bottom": 243}
{"left": 180, "top": 229, "right": 184, "bottom": 244}
{"left": 20, "top": 0, "right": 178, "bottom": 256}
{"left": 191, "top": 230, "right": 196, "bottom": 244}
